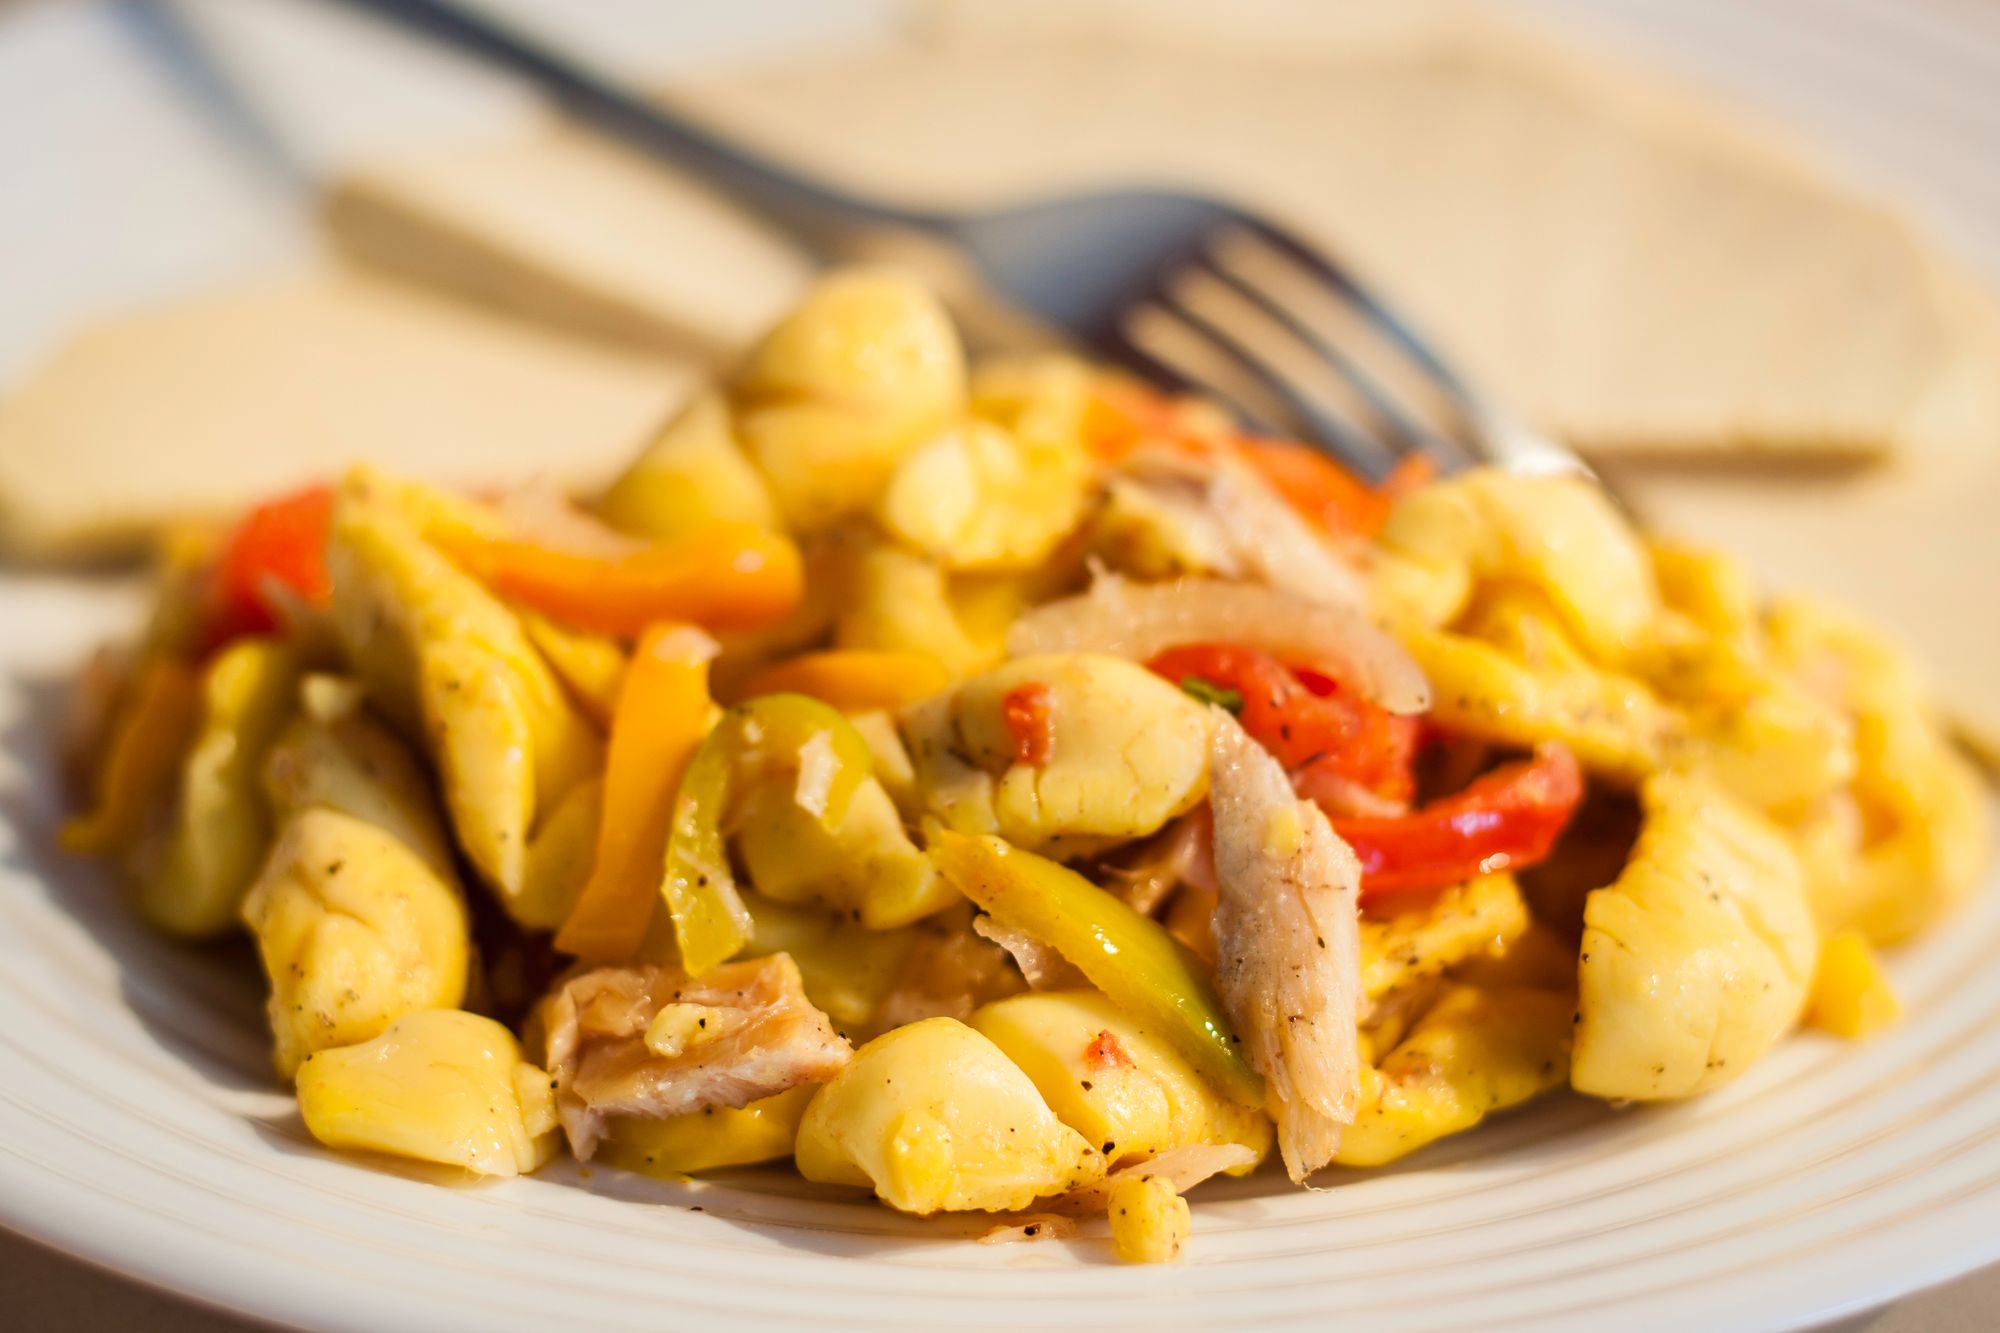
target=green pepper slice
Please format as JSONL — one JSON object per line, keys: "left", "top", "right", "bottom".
{"left": 929, "top": 829, "right": 1263, "bottom": 1106}
{"left": 660, "top": 693, "right": 876, "bottom": 975}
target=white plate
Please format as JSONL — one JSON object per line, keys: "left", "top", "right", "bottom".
{"left": 5, "top": 2, "right": 2000, "bottom": 1330}
{"left": 6, "top": 572, "right": 2000, "bottom": 1333}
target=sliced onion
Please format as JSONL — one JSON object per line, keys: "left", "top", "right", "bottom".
{"left": 979, "top": 1216, "right": 1079, "bottom": 1245}
{"left": 1291, "top": 765, "right": 1409, "bottom": 820}
{"left": 1114, "top": 446, "right": 1368, "bottom": 610}
{"left": 1048, "top": 1143, "right": 1262, "bottom": 1216}
{"left": 972, "top": 913, "right": 1087, "bottom": 990}
{"left": 1007, "top": 575, "right": 1431, "bottom": 715}
{"left": 495, "top": 485, "right": 645, "bottom": 557}
{"left": 1204, "top": 458, "right": 1369, "bottom": 609}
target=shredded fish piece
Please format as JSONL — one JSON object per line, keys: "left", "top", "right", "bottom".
{"left": 538, "top": 953, "right": 849, "bottom": 1159}
{"left": 1107, "top": 447, "right": 1370, "bottom": 608}
{"left": 1197, "top": 451, "right": 1372, "bottom": 609}
{"left": 1207, "top": 713, "right": 1365, "bottom": 1182}
{"left": 1102, "top": 808, "right": 1215, "bottom": 916}
{"left": 972, "top": 913, "right": 1088, "bottom": 990}
{"left": 869, "top": 912, "right": 1025, "bottom": 1030}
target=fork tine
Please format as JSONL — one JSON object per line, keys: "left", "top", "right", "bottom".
{"left": 1098, "top": 313, "right": 1292, "bottom": 441}
{"left": 1150, "top": 274, "right": 1404, "bottom": 482}
{"left": 1204, "top": 230, "right": 1477, "bottom": 473}
{"left": 1236, "top": 217, "right": 1484, "bottom": 415}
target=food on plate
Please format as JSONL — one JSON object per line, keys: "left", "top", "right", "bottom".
{"left": 296, "top": 1009, "right": 559, "bottom": 1178}
{"left": 794, "top": 1016, "right": 1104, "bottom": 1214}
{"left": 65, "top": 268, "right": 1988, "bottom": 1262}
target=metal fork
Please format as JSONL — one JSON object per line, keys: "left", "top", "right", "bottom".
{"left": 316, "top": 0, "right": 1589, "bottom": 485}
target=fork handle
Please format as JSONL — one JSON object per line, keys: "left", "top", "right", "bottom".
{"left": 313, "top": 0, "right": 936, "bottom": 245}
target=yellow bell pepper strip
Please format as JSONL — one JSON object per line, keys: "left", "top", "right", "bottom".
{"left": 436, "top": 521, "right": 804, "bottom": 637}
{"left": 554, "top": 625, "right": 718, "bottom": 964}
{"left": 659, "top": 693, "right": 875, "bottom": 976}
{"left": 929, "top": 830, "right": 1262, "bottom": 1107}
{"left": 737, "top": 650, "right": 950, "bottom": 713}
{"left": 60, "top": 658, "right": 201, "bottom": 855}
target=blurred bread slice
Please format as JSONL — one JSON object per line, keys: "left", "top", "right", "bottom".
{"left": 0, "top": 269, "right": 691, "bottom": 560}
{"left": 671, "top": 9, "right": 1970, "bottom": 462}
{"left": 316, "top": 2, "right": 1978, "bottom": 463}
{"left": 326, "top": 121, "right": 811, "bottom": 359}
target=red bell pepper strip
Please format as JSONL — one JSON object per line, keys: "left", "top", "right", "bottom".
{"left": 206, "top": 485, "right": 334, "bottom": 645}
{"left": 1332, "top": 745, "right": 1584, "bottom": 899}
{"left": 1147, "top": 643, "right": 1419, "bottom": 806}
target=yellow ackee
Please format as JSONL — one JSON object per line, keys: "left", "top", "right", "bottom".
{"left": 1807, "top": 931, "right": 1902, "bottom": 1039}
{"left": 1108, "top": 1172, "right": 1192, "bottom": 1264}
{"left": 971, "top": 991, "right": 1270, "bottom": 1169}
{"left": 243, "top": 807, "right": 470, "bottom": 1076}
{"left": 1336, "top": 985, "right": 1572, "bottom": 1167}
{"left": 906, "top": 654, "right": 1213, "bottom": 855}
{"left": 296, "top": 1010, "right": 557, "bottom": 1178}
{"left": 135, "top": 637, "right": 299, "bottom": 939}
{"left": 60, "top": 264, "right": 1991, "bottom": 1269}
{"left": 795, "top": 1018, "right": 1104, "bottom": 1214}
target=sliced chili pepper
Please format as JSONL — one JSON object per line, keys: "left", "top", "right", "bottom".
{"left": 1333, "top": 745, "right": 1585, "bottom": 899}
{"left": 1146, "top": 643, "right": 1418, "bottom": 806}
{"left": 206, "top": 485, "right": 334, "bottom": 646}
{"left": 1084, "top": 1028, "right": 1136, "bottom": 1072}
{"left": 1002, "top": 681, "right": 1057, "bottom": 767}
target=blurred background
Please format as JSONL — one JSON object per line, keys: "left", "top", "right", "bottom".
{"left": 8, "top": 0, "right": 2000, "bottom": 395}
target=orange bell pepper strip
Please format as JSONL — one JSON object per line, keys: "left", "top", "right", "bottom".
{"left": 437, "top": 521, "right": 803, "bottom": 638}
{"left": 1081, "top": 378, "right": 1209, "bottom": 462}
{"left": 60, "top": 658, "right": 201, "bottom": 855}
{"left": 553, "top": 625, "right": 718, "bottom": 963}
{"left": 736, "top": 650, "right": 949, "bottom": 713}
{"left": 1085, "top": 377, "right": 1433, "bottom": 539}
{"left": 1232, "top": 441, "right": 1435, "bottom": 540}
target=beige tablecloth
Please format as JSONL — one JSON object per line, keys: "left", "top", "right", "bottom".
{"left": 1, "top": 1224, "right": 1994, "bottom": 1331}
